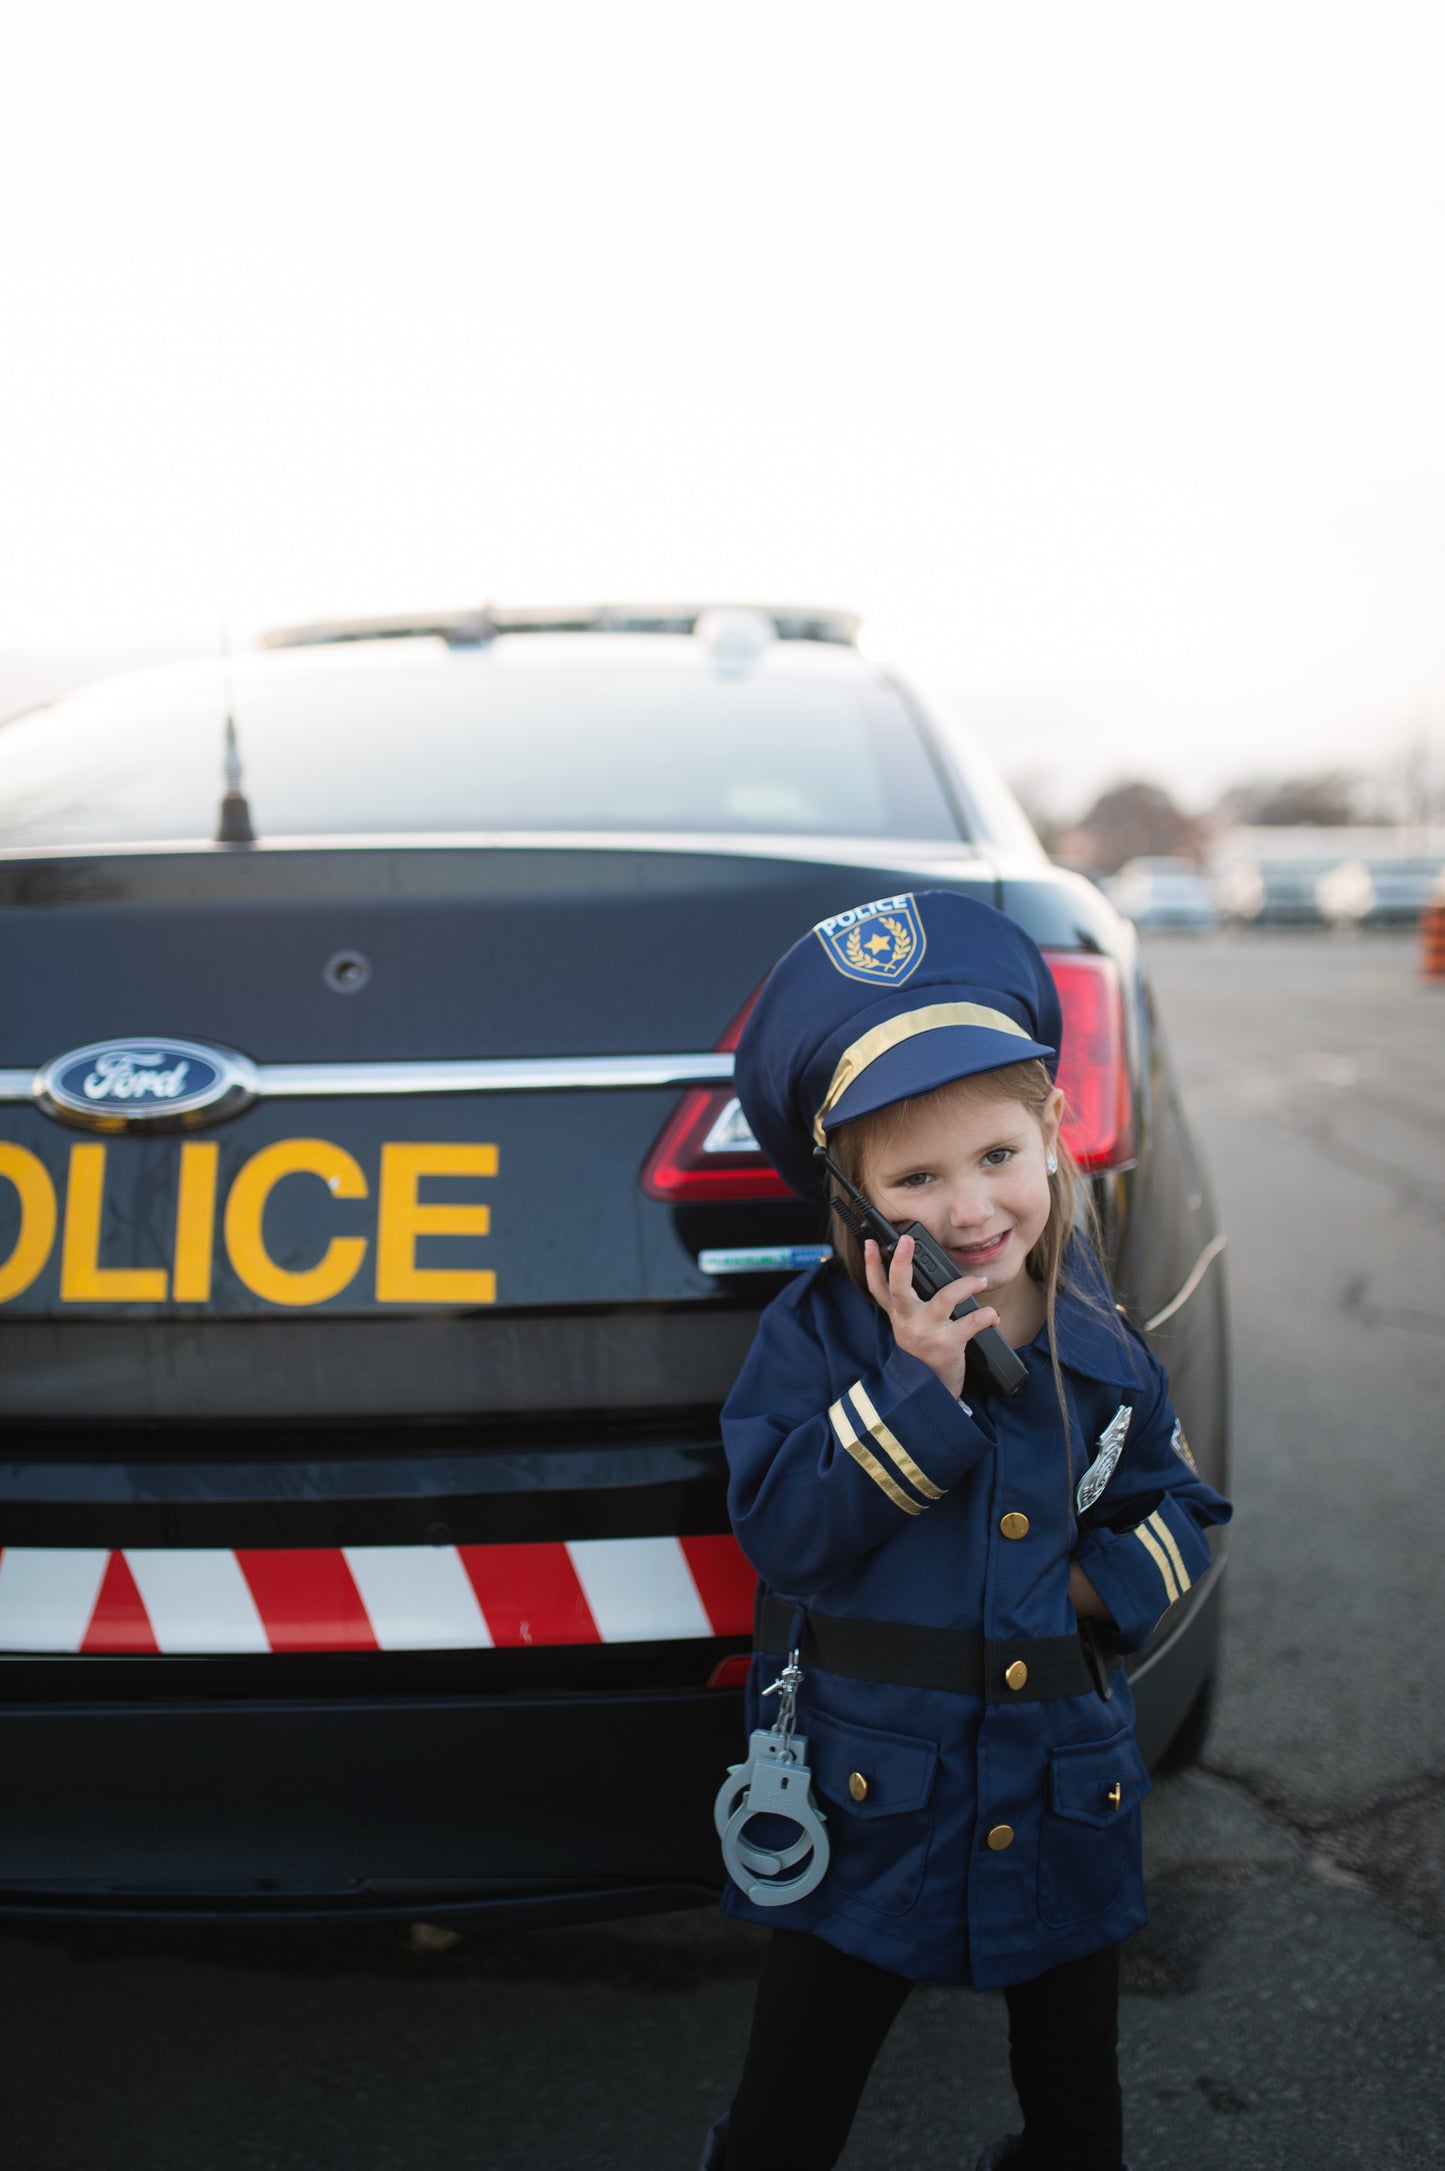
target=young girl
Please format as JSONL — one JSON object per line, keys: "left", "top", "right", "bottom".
{"left": 699, "top": 890, "right": 1231, "bottom": 2171}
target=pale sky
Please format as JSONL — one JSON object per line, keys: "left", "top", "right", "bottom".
{"left": 1, "top": 0, "right": 1442, "bottom": 815}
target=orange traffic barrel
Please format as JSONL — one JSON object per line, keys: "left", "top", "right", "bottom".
{"left": 1421, "top": 901, "right": 1445, "bottom": 981}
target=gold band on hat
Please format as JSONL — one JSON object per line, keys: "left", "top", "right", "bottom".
{"left": 812, "top": 1001, "right": 1034, "bottom": 1145}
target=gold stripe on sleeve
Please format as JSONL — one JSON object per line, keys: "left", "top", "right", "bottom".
{"left": 1134, "top": 1520, "right": 1180, "bottom": 1606}
{"left": 828, "top": 1397, "right": 926, "bottom": 1516}
{"left": 846, "top": 1381, "right": 946, "bottom": 1501}
{"left": 1148, "top": 1510, "right": 1192, "bottom": 1594}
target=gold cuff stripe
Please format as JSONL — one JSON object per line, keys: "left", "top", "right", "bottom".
{"left": 812, "top": 1002, "right": 1033, "bottom": 1145}
{"left": 1147, "top": 1510, "right": 1192, "bottom": 1594}
{"left": 828, "top": 1396, "right": 925, "bottom": 1516}
{"left": 846, "top": 1380, "right": 946, "bottom": 1501}
{"left": 1134, "top": 1519, "right": 1180, "bottom": 1606}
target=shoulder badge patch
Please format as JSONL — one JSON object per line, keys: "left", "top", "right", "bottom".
{"left": 1076, "top": 1403, "right": 1132, "bottom": 1515}
{"left": 813, "top": 894, "right": 926, "bottom": 986}
{"left": 1170, "top": 1419, "right": 1198, "bottom": 1472}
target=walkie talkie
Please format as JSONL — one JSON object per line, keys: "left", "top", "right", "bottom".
{"left": 814, "top": 1147, "right": 1029, "bottom": 1397}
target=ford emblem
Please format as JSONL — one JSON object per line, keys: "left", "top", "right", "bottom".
{"left": 34, "top": 1038, "right": 259, "bottom": 1132}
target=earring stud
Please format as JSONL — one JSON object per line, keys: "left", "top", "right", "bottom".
{"left": 1046, "top": 1153, "right": 1058, "bottom": 1174}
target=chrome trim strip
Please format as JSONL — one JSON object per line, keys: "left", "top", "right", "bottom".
{"left": 1143, "top": 1233, "right": 1227, "bottom": 1331}
{"left": 257, "top": 1054, "right": 737, "bottom": 1096}
{"left": 0, "top": 1054, "right": 735, "bottom": 1103}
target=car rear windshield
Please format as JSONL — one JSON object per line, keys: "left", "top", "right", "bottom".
{"left": 0, "top": 647, "right": 966, "bottom": 847}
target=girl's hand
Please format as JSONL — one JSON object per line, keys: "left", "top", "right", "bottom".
{"left": 862, "top": 1234, "right": 1000, "bottom": 1400}
{"left": 1068, "top": 1559, "right": 1111, "bottom": 1622}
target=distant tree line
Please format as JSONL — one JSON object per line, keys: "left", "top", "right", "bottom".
{"left": 1213, "top": 771, "right": 1360, "bottom": 828}
{"left": 1029, "top": 769, "right": 1372, "bottom": 875}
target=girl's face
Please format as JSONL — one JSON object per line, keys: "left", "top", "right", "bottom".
{"left": 860, "top": 1083, "right": 1065, "bottom": 1307}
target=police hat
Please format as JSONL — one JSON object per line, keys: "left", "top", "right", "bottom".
{"left": 734, "top": 890, "right": 1062, "bottom": 1200}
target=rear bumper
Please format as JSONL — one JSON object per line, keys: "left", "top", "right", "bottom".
{"left": 0, "top": 1412, "right": 755, "bottom": 1923}
{"left": 0, "top": 1676, "right": 740, "bottom": 1925}
{"left": 0, "top": 1560, "right": 1226, "bottom": 1927}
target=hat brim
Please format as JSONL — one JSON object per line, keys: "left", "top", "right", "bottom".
{"left": 821, "top": 1023, "right": 1056, "bottom": 1135}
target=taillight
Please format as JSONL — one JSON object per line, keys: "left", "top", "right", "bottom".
{"left": 640, "top": 989, "right": 794, "bottom": 1202}
{"left": 1044, "top": 951, "right": 1136, "bottom": 1173}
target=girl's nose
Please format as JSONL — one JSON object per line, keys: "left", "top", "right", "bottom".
{"left": 944, "top": 1184, "right": 992, "bottom": 1231}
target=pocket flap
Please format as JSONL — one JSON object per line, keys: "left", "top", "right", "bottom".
{"left": 804, "top": 1708, "right": 939, "bottom": 1819}
{"left": 1049, "top": 1731, "right": 1151, "bottom": 1828}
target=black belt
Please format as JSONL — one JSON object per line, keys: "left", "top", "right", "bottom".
{"left": 755, "top": 1594, "right": 1116, "bottom": 1705}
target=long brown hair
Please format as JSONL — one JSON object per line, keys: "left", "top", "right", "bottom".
{"left": 823, "top": 1059, "right": 1100, "bottom": 1457}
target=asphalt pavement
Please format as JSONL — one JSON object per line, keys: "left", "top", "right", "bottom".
{"left": 1, "top": 931, "right": 1441, "bottom": 2171}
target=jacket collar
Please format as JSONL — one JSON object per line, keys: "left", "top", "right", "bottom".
{"left": 1045, "top": 1237, "right": 1152, "bottom": 1389}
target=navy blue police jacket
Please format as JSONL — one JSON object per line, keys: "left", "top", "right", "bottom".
{"left": 719, "top": 1237, "right": 1231, "bottom": 1989}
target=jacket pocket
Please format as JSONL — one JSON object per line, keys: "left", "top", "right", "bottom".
{"left": 1036, "top": 1728, "right": 1151, "bottom": 1931}
{"left": 804, "top": 1707, "right": 940, "bottom": 1917}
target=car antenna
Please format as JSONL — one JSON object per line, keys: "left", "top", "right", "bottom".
{"left": 215, "top": 615, "right": 257, "bottom": 845}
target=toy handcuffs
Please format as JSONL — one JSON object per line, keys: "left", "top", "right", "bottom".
{"left": 712, "top": 1651, "right": 830, "bottom": 1907}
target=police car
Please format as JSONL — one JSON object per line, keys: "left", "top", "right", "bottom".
{"left": 0, "top": 605, "right": 1228, "bottom": 1925}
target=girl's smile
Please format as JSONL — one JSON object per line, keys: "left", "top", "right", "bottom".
{"left": 947, "top": 1227, "right": 1011, "bottom": 1270}
{"left": 861, "top": 1083, "right": 1064, "bottom": 1343}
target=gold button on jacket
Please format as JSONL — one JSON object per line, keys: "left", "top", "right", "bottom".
{"left": 1004, "top": 1659, "right": 1029, "bottom": 1690}
{"left": 1000, "top": 1511, "right": 1030, "bottom": 1539}
{"left": 986, "top": 1824, "right": 1014, "bottom": 1851}
{"left": 848, "top": 1771, "right": 869, "bottom": 1802}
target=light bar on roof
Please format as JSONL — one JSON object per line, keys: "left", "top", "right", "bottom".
{"left": 262, "top": 603, "right": 861, "bottom": 651}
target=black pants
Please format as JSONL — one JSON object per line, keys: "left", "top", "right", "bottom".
{"left": 725, "top": 1930, "right": 1123, "bottom": 2171}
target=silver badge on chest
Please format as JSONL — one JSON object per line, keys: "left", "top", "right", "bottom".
{"left": 1076, "top": 1404, "right": 1133, "bottom": 1514}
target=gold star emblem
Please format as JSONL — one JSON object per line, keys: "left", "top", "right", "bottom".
{"left": 865, "top": 931, "right": 891, "bottom": 955}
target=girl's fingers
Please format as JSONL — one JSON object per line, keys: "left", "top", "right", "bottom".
{"left": 867, "top": 1241, "right": 1000, "bottom": 1355}
{"left": 862, "top": 1238, "right": 891, "bottom": 1308}
{"left": 887, "top": 1233, "right": 917, "bottom": 1304}
{"left": 947, "top": 1294, "right": 1001, "bottom": 1348}
{"left": 960, "top": 1305, "right": 1000, "bottom": 1341}
{"left": 927, "top": 1272, "right": 991, "bottom": 1317}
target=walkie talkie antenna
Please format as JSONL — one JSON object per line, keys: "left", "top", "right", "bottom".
{"left": 215, "top": 614, "right": 257, "bottom": 846}
{"left": 816, "top": 1160, "right": 871, "bottom": 1241}
{"left": 815, "top": 1147, "right": 878, "bottom": 1226}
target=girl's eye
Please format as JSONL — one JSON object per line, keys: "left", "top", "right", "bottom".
{"left": 895, "top": 1171, "right": 933, "bottom": 1190}
{"left": 982, "top": 1148, "right": 1014, "bottom": 1168}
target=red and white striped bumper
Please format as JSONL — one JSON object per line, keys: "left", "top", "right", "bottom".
{"left": 0, "top": 1537, "right": 758, "bottom": 1655}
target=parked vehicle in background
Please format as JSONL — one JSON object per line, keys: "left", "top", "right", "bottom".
{"left": 1107, "top": 857, "right": 1219, "bottom": 932}
{"left": 0, "top": 603, "right": 1230, "bottom": 1929}
{"left": 1212, "top": 826, "right": 1445, "bottom": 929}
{"left": 1316, "top": 854, "right": 1445, "bottom": 927}
{"left": 1216, "top": 855, "right": 1336, "bottom": 926}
